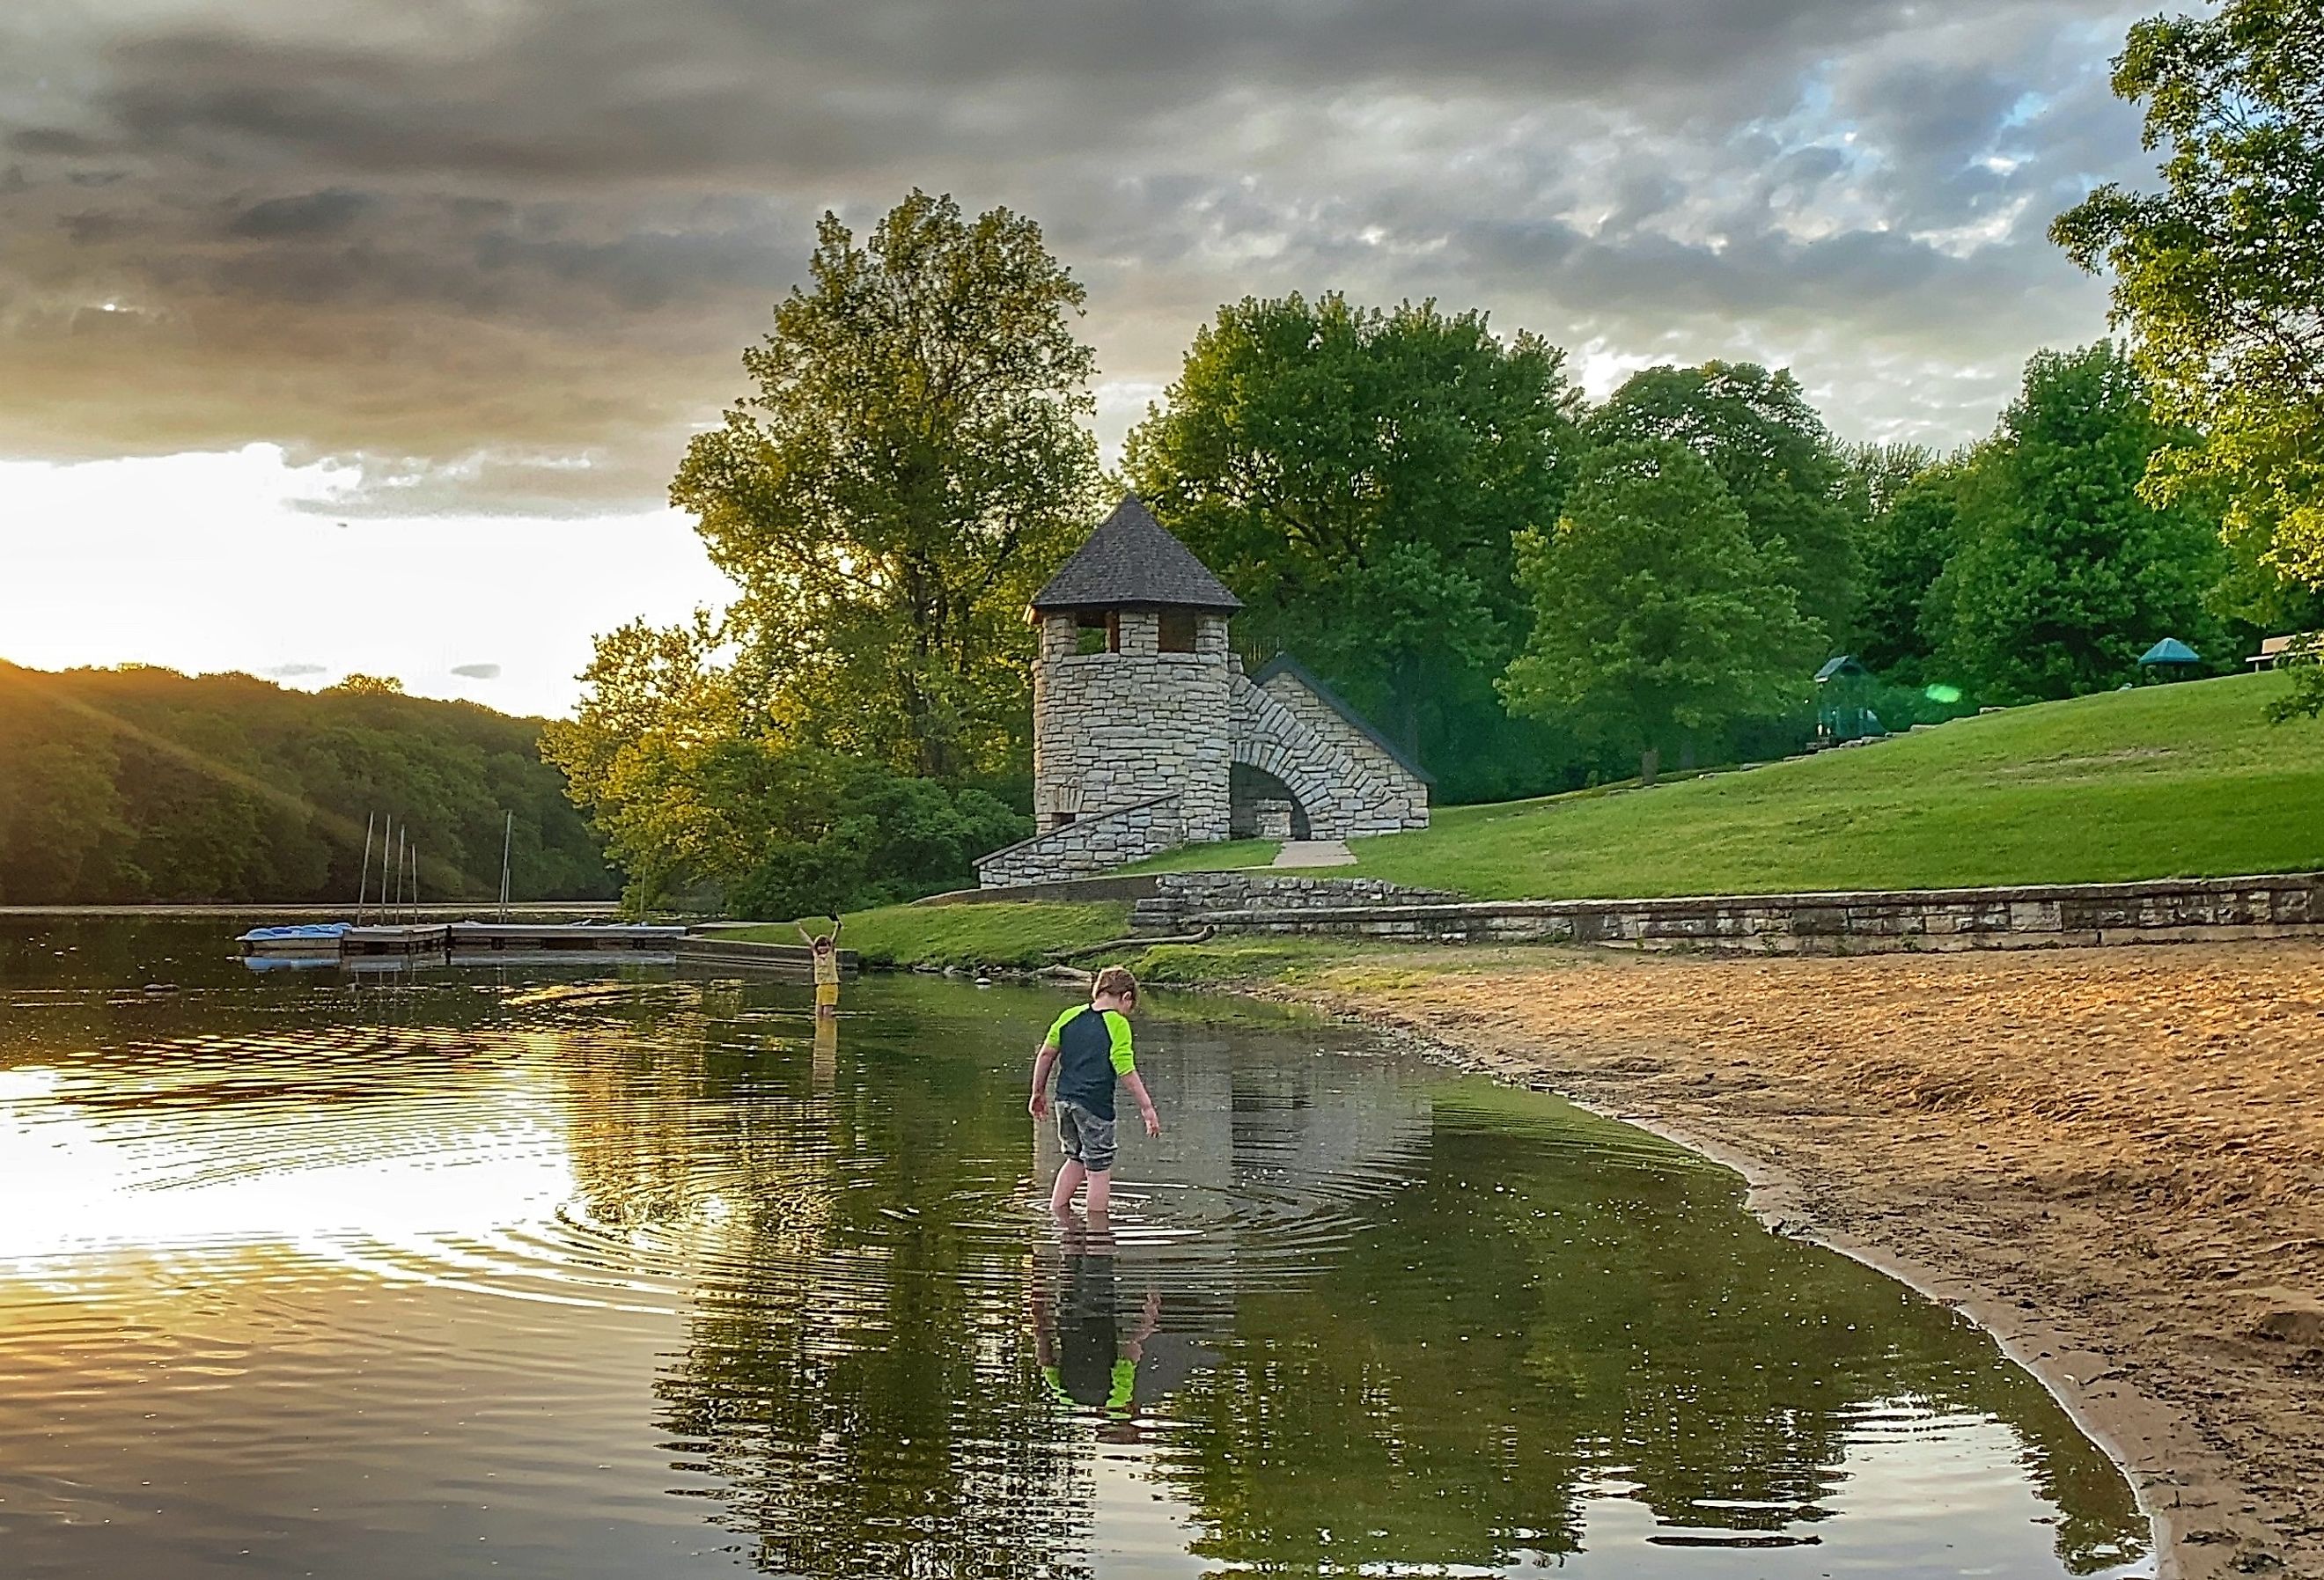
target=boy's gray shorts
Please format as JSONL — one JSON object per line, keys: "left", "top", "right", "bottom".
{"left": 1055, "top": 1101, "right": 1119, "bottom": 1172}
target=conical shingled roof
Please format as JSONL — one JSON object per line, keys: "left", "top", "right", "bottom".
{"left": 1029, "top": 496, "right": 1244, "bottom": 613}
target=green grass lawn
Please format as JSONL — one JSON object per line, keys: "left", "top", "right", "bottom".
{"left": 1114, "top": 838, "right": 1282, "bottom": 874}
{"left": 1354, "top": 672, "right": 2324, "bottom": 899}
{"left": 725, "top": 902, "right": 1394, "bottom": 976}
{"left": 726, "top": 901, "right": 1131, "bottom": 969}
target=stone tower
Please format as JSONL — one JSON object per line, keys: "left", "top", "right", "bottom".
{"left": 976, "top": 495, "right": 1429, "bottom": 887}
{"left": 1027, "top": 496, "right": 1241, "bottom": 841}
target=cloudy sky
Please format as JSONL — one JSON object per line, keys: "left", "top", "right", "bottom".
{"left": 1, "top": 0, "right": 2156, "bottom": 716}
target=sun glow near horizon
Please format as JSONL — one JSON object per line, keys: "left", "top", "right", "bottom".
{"left": 0, "top": 446, "right": 732, "bottom": 720}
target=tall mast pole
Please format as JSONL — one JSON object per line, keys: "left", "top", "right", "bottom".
{"left": 356, "top": 811, "right": 375, "bottom": 924}
{"left": 498, "top": 811, "right": 514, "bottom": 922}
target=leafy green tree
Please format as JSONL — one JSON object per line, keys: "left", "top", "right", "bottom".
{"left": 545, "top": 622, "right": 774, "bottom": 910}
{"left": 1925, "top": 343, "right": 2229, "bottom": 702}
{"left": 1500, "top": 442, "right": 1821, "bottom": 783}
{"left": 0, "top": 737, "right": 128, "bottom": 903}
{"left": 545, "top": 623, "right": 1026, "bottom": 913}
{"left": 1123, "top": 292, "right": 1586, "bottom": 791}
{"left": 1851, "top": 459, "right": 1966, "bottom": 679}
{"left": 1585, "top": 363, "right": 1857, "bottom": 643}
{"left": 1842, "top": 440, "right": 1938, "bottom": 520}
{"left": 672, "top": 190, "right": 1100, "bottom": 779}
{"left": 2269, "top": 638, "right": 2324, "bottom": 721}
{"left": 326, "top": 673, "right": 406, "bottom": 696}
{"left": 726, "top": 756, "right": 1025, "bottom": 919}
{"left": 2052, "top": 0, "right": 2324, "bottom": 594}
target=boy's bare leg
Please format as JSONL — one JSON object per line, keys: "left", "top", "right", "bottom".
{"left": 1084, "top": 1168, "right": 1113, "bottom": 1220}
{"left": 1050, "top": 1160, "right": 1086, "bottom": 1216}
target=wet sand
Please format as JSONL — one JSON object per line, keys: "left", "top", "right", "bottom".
{"left": 1281, "top": 940, "right": 2324, "bottom": 1580}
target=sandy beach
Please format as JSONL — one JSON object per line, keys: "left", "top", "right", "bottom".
{"left": 1278, "top": 940, "right": 2324, "bottom": 1580}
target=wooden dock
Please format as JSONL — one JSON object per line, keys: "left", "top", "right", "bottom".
{"left": 446, "top": 921, "right": 687, "bottom": 955}
{"left": 243, "top": 921, "right": 689, "bottom": 964}
{"left": 341, "top": 923, "right": 449, "bottom": 956}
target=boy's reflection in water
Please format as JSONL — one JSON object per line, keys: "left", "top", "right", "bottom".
{"left": 1032, "top": 1225, "right": 1213, "bottom": 1444}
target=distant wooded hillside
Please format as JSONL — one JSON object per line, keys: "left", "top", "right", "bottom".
{"left": 0, "top": 663, "right": 614, "bottom": 905}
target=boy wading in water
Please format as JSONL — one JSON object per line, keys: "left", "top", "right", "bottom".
{"left": 1029, "top": 967, "right": 1161, "bottom": 1221}
{"left": 796, "top": 913, "right": 843, "bottom": 1020}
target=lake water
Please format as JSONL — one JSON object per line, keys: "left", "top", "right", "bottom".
{"left": 0, "top": 921, "right": 2150, "bottom": 1578}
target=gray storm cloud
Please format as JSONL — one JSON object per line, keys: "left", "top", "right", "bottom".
{"left": 0, "top": 0, "right": 2157, "bottom": 514}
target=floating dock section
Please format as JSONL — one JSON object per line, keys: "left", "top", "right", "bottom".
{"left": 446, "top": 921, "right": 688, "bottom": 954}
{"left": 241, "top": 921, "right": 689, "bottom": 965}
{"left": 342, "top": 924, "right": 449, "bottom": 957}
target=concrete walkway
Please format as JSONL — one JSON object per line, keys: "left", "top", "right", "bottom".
{"left": 1270, "top": 839, "right": 1356, "bottom": 870}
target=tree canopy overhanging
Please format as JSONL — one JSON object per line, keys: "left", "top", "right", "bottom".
{"left": 2052, "top": 0, "right": 2324, "bottom": 590}
{"left": 671, "top": 189, "right": 1100, "bottom": 782}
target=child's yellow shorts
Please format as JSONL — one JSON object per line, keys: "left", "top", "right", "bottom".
{"left": 815, "top": 983, "right": 839, "bottom": 1008}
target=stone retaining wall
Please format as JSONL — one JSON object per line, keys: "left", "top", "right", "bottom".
{"left": 1137, "top": 871, "right": 2324, "bottom": 954}
{"left": 1131, "top": 871, "right": 1462, "bottom": 931}
{"left": 975, "top": 793, "right": 1186, "bottom": 888}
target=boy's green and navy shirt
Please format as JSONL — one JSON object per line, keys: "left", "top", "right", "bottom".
{"left": 1046, "top": 1005, "right": 1136, "bottom": 1121}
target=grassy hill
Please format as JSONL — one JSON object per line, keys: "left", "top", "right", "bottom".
{"left": 732, "top": 672, "right": 2322, "bottom": 971}
{"left": 1352, "top": 672, "right": 2324, "bottom": 899}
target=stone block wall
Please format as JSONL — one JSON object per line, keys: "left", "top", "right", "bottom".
{"left": 976, "top": 792, "right": 1188, "bottom": 888}
{"left": 1254, "top": 669, "right": 1429, "bottom": 831}
{"left": 1033, "top": 611, "right": 1232, "bottom": 841}
{"left": 1131, "top": 871, "right": 1463, "bottom": 931}
{"left": 1228, "top": 676, "right": 1423, "bottom": 838}
{"left": 1134, "top": 872, "right": 2324, "bottom": 954}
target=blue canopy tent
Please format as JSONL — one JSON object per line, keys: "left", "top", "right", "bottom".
{"left": 2137, "top": 637, "right": 2202, "bottom": 680}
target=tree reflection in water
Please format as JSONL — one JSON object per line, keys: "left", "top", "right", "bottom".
{"left": 625, "top": 979, "right": 2143, "bottom": 1579}
{"left": 0, "top": 931, "right": 2140, "bottom": 1578}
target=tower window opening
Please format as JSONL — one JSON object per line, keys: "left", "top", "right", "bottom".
{"left": 1074, "top": 610, "right": 1119, "bottom": 655}
{"left": 1157, "top": 609, "right": 1198, "bottom": 653}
